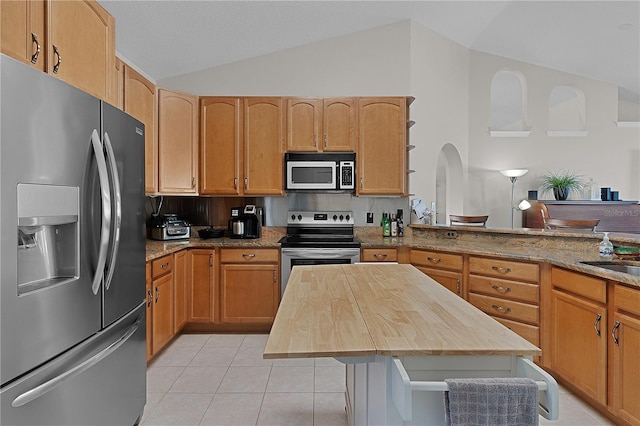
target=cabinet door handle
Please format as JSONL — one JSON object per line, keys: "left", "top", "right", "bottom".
{"left": 594, "top": 314, "right": 602, "bottom": 337}
{"left": 244, "top": 177, "right": 248, "bottom": 190}
{"left": 242, "top": 253, "right": 256, "bottom": 259}
{"left": 233, "top": 177, "right": 238, "bottom": 190}
{"left": 147, "top": 289, "right": 152, "bottom": 307}
{"left": 313, "top": 134, "right": 318, "bottom": 148}
{"left": 209, "top": 253, "right": 213, "bottom": 267}
{"left": 426, "top": 257, "right": 442, "bottom": 264}
{"left": 31, "top": 33, "right": 41, "bottom": 64}
{"left": 373, "top": 253, "right": 388, "bottom": 259}
{"left": 155, "top": 286, "right": 160, "bottom": 303}
{"left": 360, "top": 177, "right": 363, "bottom": 188}
{"left": 323, "top": 134, "right": 327, "bottom": 148}
{"left": 52, "top": 45, "right": 62, "bottom": 74}
{"left": 491, "top": 266, "right": 512, "bottom": 274}
{"left": 456, "top": 278, "right": 461, "bottom": 295}
{"left": 273, "top": 270, "right": 277, "bottom": 283}
{"left": 192, "top": 177, "right": 196, "bottom": 188}
{"left": 491, "top": 284, "right": 511, "bottom": 293}
{"left": 611, "top": 321, "right": 620, "bottom": 345}
{"left": 491, "top": 304, "right": 511, "bottom": 313}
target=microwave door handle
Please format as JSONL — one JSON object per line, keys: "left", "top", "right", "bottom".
{"left": 102, "top": 132, "right": 121, "bottom": 291}
{"left": 90, "top": 129, "right": 111, "bottom": 295}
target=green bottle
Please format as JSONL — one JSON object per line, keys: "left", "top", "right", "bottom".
{"left": 382, "top": 212, "right": 391, "bottom": 237}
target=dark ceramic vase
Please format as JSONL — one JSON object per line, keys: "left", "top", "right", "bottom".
{"left": 553, "top": 187, "right": 568, "bottom": 200}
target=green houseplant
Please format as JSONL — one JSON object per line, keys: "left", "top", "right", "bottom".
{"left": 540, "top": 170, "right": 585, "bottom": 200}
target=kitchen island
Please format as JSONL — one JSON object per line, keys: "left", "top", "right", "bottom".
{"left": 264, "top": 264, "right": 558, "bottom": 425}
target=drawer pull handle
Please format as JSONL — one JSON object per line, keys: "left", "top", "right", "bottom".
{"left": 426, "top": 257, "right": 442, "bottom": 264}
{"left": 491, "top": 284, "right": 511, "bottom": 293}
{"left": 611, "top": 321, "right": 620, "bottom": 345}
{"left": 491, "top": 304, "right": 511, "bottom": 313}
{"left": 161, "top": 262, "right": 169, "bottom": 269}
{"left": 491, "top": 266, "right": 512, "bottom": 274}
{"left": 374, "top": 254, "right": 388, "bottom": 259}
{"left": 594, "top": 314, "right": 602, "bottom": 337}
{"left": 242, "top": 253, "right": 256, "bottom": 259}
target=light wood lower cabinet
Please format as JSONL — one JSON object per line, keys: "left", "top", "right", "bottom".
{"left": 219, "top": 248, "right": 280, "bottom": 325}
{"left": 410, "top": 249, "right": 463, "bottom": 297}
{"left": 468, "top": 256, "right": 540, "bottom": 346}
{"left": 173, "top": 250, "right": 188, "bottom": 332}
{"left": 187, "top": 249, "right": 216, "bottom": 323}
{"left": 361, "top": 248, "right": 398, "bottom": 263}
{"left": 549, "top": 267, "right": 607, "bottom": 406}
{"left": 150, "top": 255, "right": 174, "bottom": 356}
{"left": 611, "top": 284, "right": 640, "bottom": 425}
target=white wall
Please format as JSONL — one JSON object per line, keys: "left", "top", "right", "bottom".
{"left": 158, "top": 20, "right": 639, "bottom": 229}
{"left": 468, "top": 51, "right": 640, "bottom": 228}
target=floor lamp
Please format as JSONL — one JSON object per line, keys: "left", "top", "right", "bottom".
{"left": 500, "top": 169, "right": 530, "bottom": 228}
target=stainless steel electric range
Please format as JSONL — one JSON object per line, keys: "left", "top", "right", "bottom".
{"left": 279, "top": 211, "right": 361, "bottom": 295}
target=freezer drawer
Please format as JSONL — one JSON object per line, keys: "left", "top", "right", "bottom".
{"left": 0, "top": 302, "right": 146, "bottom": 426}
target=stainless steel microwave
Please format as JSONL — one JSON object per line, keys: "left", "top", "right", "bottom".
{"left": 285, "top": 152, "right": 355, "bottom": 192}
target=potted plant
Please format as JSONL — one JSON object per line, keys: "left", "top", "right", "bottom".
{"left": 540, "top": 170, "right": 585, "bottom": 200}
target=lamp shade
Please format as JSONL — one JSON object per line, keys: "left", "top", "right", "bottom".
{"left": 518, "top": 200, "right": 532, "bottom": 210}
{"left": 500, "top": 169, "right": 528, "bottom": 178}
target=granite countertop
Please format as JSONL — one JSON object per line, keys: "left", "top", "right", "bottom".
{"left": 146, "top": 225, "right": 640, "bottom": 288}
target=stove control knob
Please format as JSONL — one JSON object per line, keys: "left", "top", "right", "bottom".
{"left": 333, "top": 215, "right": 338, "bottom": 221}
{"left": 291, "top": 214, "right": 296, "bottom": 221}
{"left": 346, "top": 215, "right": 350, "bottom": 221}
{"left": 297, "top": 214, "right": 302, "bottom": 221}
{"left": 339, "top": 215, "right": 344, "bottom": 221}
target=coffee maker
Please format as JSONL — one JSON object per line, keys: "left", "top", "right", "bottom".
{"left": 228, "top": 205, "right": 262, "bottom": 239}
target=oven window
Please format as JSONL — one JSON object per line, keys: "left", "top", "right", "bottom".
{"left": 291, "top": 167, "right": 333, "bottom": 184}
{"left": 290, "top": 259, "right": 351, "bottom": 268}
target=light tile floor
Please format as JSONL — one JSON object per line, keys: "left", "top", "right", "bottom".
{"left": 141, "top": 333, "right": 614, "bottom": 426}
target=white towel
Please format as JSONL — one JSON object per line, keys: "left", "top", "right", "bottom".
{"left": 444, "top": 377, "right": 539, "bottom": 426}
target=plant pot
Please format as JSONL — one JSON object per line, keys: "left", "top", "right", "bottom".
{"left": 553, "top": 187, "right": 568, "bottom": 200}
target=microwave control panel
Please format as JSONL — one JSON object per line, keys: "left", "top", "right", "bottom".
{"left": 339, "top": 161, "right": 354, "bottom": 189}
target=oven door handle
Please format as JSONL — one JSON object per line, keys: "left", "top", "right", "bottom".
{"left": 283, "top": 251, "right": 357, "bottom": 260}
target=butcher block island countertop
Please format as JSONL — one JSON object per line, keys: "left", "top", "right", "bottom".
{"left": 263, "top": 263, "right": 540, "bottom": 359}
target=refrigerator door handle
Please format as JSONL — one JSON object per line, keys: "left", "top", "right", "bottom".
{"left": 102, "top": 132, "right": 121, "bottom": 291}
{"left": 11, "top": 313, "right": 143, "bottom": 408}
{"left": 90, "top": 129, "right": 111, "bottom": 295}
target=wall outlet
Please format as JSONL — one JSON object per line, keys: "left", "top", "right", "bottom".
{"left": 445, "top": 231, "right": 458, "bottom": 239}
{"left": 367, "top": 212, "right": 374, "bottom": 223}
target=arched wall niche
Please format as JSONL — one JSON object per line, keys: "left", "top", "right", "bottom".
{"left": 435, "top": 143, "right": 463, "bottom": 224}
{"left": 490, "top": 70, "right": 530, "bottom": 136}
{"left": 547, "top": 85, "right": 588, "bottom": 136}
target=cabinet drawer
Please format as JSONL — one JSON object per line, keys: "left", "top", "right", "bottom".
{"left": 551, "top": 267, "right": 606, "bottom": 303}
{"left": 152, "top": 255, "right": 173, "bottom": 279}
{"left": 469, "top": 257, "right": 539, "bottom": 283}
{"left": 220, "top": 248, "right": 279, "bottom": 263}
{"left": 615, "top": 284, "right": 640, "bottom": 316}
{"left": 469, "top": 275, "right": 539, "bottom": 304}
{"left": 492, "top": 317, "right": 540, "bottom": 347}
{"left": 468, "top": 293, "right": 539, "bottom": 325}
{"left": 410, "top": 249, "right": 462, "bottom": 271}
{"left": 361, "top": 248, "right": 398, "bottom": 262}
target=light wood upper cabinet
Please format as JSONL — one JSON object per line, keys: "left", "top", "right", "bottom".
{"left": 244, "top": 97, "right": 284, "bottom": 196}
{"left": 1, "top": 0, "right": 115, "bottom": 103}
{"left": 200, "top": 97, "right": 283, "bottom": 196}
{"left": 47, "top": 0, "right": 116, "bottom": 104}
{"left": 1, "top": 0, "right": 46, "bottom": 71}
{"left": 124, "top": 65, "right": 158, "bottom": 194}
{"left": 357, "top": 97, "right": 408, "bottom": 196}
{"left": 285, "top": 97, "right": 356, "bottom": 152}
{"left": 200, "top": 97, "right": 243, "bottom": 195}
{"left": 157, "top": 89, "right": 199, "bottom": 194}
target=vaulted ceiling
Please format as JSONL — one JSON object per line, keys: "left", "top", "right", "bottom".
{"left": 99, "top": 1, "right": 640, "bottom": 101}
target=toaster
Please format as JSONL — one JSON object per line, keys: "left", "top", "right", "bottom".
{"left": 148, "top": 214, "right": 191, "bottom": 241}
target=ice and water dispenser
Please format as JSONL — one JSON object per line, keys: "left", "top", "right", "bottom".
{"left": 17, "top": 184, "right": 79, "bottom": 294}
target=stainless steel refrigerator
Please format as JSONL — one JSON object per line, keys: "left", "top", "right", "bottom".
{"left": 1, "top": 54, "right": 146, "bottom": 425}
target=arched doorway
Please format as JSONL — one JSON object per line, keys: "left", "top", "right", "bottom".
{"left": 435, "top": 143, "right": 463, "bottom": 224}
